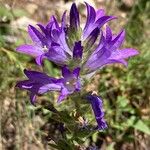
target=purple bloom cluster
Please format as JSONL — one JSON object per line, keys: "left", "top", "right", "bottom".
{"left": 16, "top": 3, "right": 139, "bottom": 129}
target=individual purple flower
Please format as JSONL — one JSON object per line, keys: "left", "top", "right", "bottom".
{"left": 16, "top": 25, "right": 50, "bottom": 65}
{"left": 82, "top": 26, "right": 139, "bottom": 74}
{"left": 86, "top": 93, "right": 107, "bottom": 130}
{"left": 37, "top": 12, "right": 72, "bottom": 57}
{"left": 16, "top": 66, "right": 81, "bottom": 104}
{"left": 16, "top": 12, "right": 71, "bottom": 65}
{"left": 58, "top": 66, "right": 81, "bottom": 102}
{"left": 82, "top": 2, "right": 116, "bottom": 40}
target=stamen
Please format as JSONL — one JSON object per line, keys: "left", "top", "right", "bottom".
{"left": 43, "top": 45, "right": 48, "bottom": 52}
{"left": 66, "top": 81, "right": 70, "bottom": 85}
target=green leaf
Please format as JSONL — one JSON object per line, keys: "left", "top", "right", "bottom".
{"left": 126, "top": 116, "right": 136, "bottom": 126}
{"left": 44, "top": 60, "right": 55, "bottom": 76}
{"left": 49, "top": 143, "right": 59, "bottom": 149}
{"left": 106, "top": 142, "right": 115, "bottom": 150}
{"left": 133, "top": 120, "right": 150, "bottom": 135}
{"left": 117, "top": 96, "right": 128, "bottom": 108}
{"left": 1, "top": 48, "right": 24, "bottom": 70}
{"left": 57, "top": 139, "right": 74, "bottom": 150}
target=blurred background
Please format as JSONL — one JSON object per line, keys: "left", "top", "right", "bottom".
{"left": 0, "top": 0, "right": 150, "bottom": 149}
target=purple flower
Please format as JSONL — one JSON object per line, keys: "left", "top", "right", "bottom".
{"left": 16, "top": 13, "right": 71, "bottom": 65}
{"left": 15, "top": 2, "right": 140, "bottom": 132}
{"left": 73, "top": 41, "right": 83, "bottom": 60}
{"left": 16, "top": 25, "right": 50, "bottom": 65}
{"left": 16, "top": 2, "right": 139, "bottom": 105}
{"left": 16, "top": 66, "right": 81, "bottom": 104}
{"left": 82, "top": 2, "right": 116, "bottom": 40}
{"left": 58, "top": 66, "right": 81, "bottom": 102}
{"left": 82, "top": 26, "right": 139, "bottom": 74}
{"left": 86, "top": 93, "right": 107, "bottom": 130}
{"left": 16, "top": 2, "right": 116, "bottom": 67}
{"left": 69, "top": 3, "right": 80, "bottom": 31}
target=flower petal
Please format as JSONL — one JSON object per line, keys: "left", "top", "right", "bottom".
{"left": 85, "top": 47, "right": 111, "bottom": 70}
{"left": 83, "top": 16, "right": 116, "bottom": 40}
{"left": 95, "top": 9, "right": 105, "bottom": 21}
{"left": 105, "top": 25, "right": 112, "bottom": 42}
{"left": 85, "top": 58, "right": 128, "bottom": 73}
{"left": 57, "top": 87, "right": 69, "bottom": 103}
{"left": 95, "top": 16, "right": 116, "bottom": 29}
{"left": 38, "top": 83, "right": 61, "bottom": 94}
{"left": 45, "top": 46, "right": 68, "bottom": 65}
{"left": 109, "top": 48, "right": 139, "bottom": 60}
{"left": 61, "top": 11, "right": 67, "bottom": 29}
{"left": 70, "top": 3, "right": 80, "bottom": 30}
{"left": 35, "top": 54, "right": 45, "bottom": 65}
{"left": 51, "top": 16, "right": 59, "bottom": 29}
{"left": 84, "top": 2, "right": 96, "bottom": 33}
{"left": 86, "top": 94, "right": 107, "bottom": 130}
{"left": 73, "top": 67, "right": 80, "bottom": 78}
{"left": 16, "top": 69, "right": 62, "bottom": 104}
{"left": 110, "top": 29, "right": 125, "bottom": 50}
{"left": 28, "top": 25, "right": 47, "bottom": 46}
{"left": 61, "top": 66, "right": 71, "bottom": 78}
{"left": 16, "top": 45, "right": 43, "bottom": 57}
{"left": 73, "top": 41, "right": 83, "bottom": 59}
{"left": 30, "top": 92, "right": 36, "bottom": 105}
{"left": 24, "top": 69, "right": 55, "bottom": 83}
{"left": 16, "top": 80, "right": 33, "bottom": 89}
{"left": 37, "top": 23, "right": 46, "bottom": 34}
{"left": 84, "top": 27, "right": 100, "bottom": 51}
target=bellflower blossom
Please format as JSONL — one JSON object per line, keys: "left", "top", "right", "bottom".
{"left": 16, "top": 66, "right": 81, "bottom": 104}
{"left": 86, "top": 93, "right": 107, "bottom": 130}
{"left": 16, "top": 2, "right": 139, "bottom": 129}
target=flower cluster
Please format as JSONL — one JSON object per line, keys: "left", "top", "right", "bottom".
{"left": 16, "top": 3, "right": 139, "bottom": 129}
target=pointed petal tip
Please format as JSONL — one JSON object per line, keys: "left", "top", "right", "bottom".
{"left": 23, "top": 69, "right": 27, "bottom": 73}
{"left": 111, "top": 16, "right": 118, "bottom": 20}
{"left": 73, "top": 67, "right": 80, "bottom": 77}
{"left": 71, "top": 2, "right": 76, "bottom": 7}
{"left": 61, "top": 65, "right": 71, "bottom": 78}
{"left": 16, "top": 45, "right": 28, "bottom": 52}
{"left": 98, "top": 122, "right": 108, "bottom": 130}
{"left": 131, "top": 48, "right": 140, "bottom": 55}
{"left": 28, "top": 24, "right": 34, "bottom": 31}
{"left": 121, "top": 48, "right": 139, "bottom": 58}
{"left": 35, "top": 55, "right": 44, "bottom": 66}
{"left": 57, "top": 99, "right": 62, "bottom": 104}
{"left": 70, "top": 2, "right": 80, "bottom": 29}
{"left": 16, "top": 45, "right": 21, "bottom": 52}
{"left": 121, "top": 29, "right": 126, "bottom": 35}
{"left": 16, "top": 44, "right": 43, "bottom": 57}
{"left": 84, "top": 1, "right": 93, "bottom": 7}
{"left": 70, "top": 2, "right": 78, "bottom": 12}
{"left": 23, "top": 69, "right": 30, "bottom": 77}
{"left": 15, "top": 81, "right": 20, "bottom": 88}
{"left": 57, "top": 94, "right": 66, "bottom": 104}
{"left": 30, "top": 93, "right": 36, "bottom": 105}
